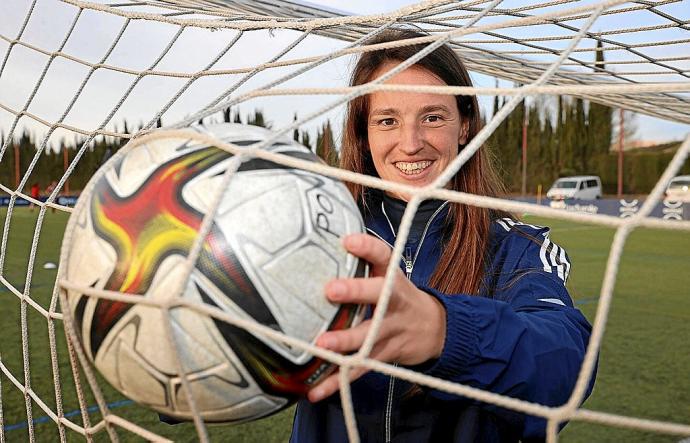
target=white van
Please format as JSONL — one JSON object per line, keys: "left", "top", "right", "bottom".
{"left": 665, "top": 175, "right": 690, "bottom": 202}
{"left": 546, "top": 176, "right": 602, "bottom": 200}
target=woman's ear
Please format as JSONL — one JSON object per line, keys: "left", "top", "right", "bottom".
{"left": 458, "top": 120, "right": 470, "bottom": 145}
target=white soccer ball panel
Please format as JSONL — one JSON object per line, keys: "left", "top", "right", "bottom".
{"left": 214, "top": 171, "right": 305, "bottom": 254}
{"left": 303, "top": 179, "right": 364, "bottom": 245}
{"left": 95, "top": 307, "right": 176, "bottom": 384}
{"left": 172, "top": 370, "right": 264, "bottom": 414}
{"left": 260, "top": 242, "right": 337, "bottom": 342}
{"left": 65, "top": 205, "right": 117, "bottom": 290}
{"left": 143, "top": 254, "right": 188, "bottom": 303}
{"left": 102, "top": 138, "right": 178, "bottom": 197}
{"left": 115, "top": 335, "right": 169, "bottom": 408}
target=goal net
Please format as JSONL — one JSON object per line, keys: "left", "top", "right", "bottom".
{"left": 0, "top": 0, "right": 689, "bottom": 441}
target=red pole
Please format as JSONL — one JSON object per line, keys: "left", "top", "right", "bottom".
{"left": 521, "top": 103, "right": 528, "bottom": 197}
{"left": 63, "top": 147, "right": 70, "bottom": 195}
{"left": 617, "top": 109, "right": 624, "bottom": 198}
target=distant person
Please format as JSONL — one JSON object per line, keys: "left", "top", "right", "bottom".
{"left": 30, "top": 182, "right": 40, "bottom": 212}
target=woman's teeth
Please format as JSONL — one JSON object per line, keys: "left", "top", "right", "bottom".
{"left": 395, "top": 161, "right": 431, "bottom": 175}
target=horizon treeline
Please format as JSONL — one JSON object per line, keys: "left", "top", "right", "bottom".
{"left": 486, "top": 94, "right": 687, "bottom": 195}
{"left": 487, "top": 94, "right": 613, "bottom": 193}
{"left": 0, "top": 101, "right": 686, "bottom": 196}
{"left": 0, "top": 107, "right": 338, "bottom": 193}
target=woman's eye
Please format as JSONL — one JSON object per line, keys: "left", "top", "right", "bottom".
{"left": 379, "top": 118, "right": 396, "bottom": 126}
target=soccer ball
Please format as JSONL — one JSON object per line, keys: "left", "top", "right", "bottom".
{"left": 59, "top": 123, "right": 366, "bottom": 423}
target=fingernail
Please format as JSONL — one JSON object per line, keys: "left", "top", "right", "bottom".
{"left": 327, "top": 281, "right": 346, "bottom": 300}
{"left": 310, "top": 387, "right": 324, "bottom": 402}
{"left": 344, "top": 234, "right": 362, "bottom": 249}
{"left": 317, "top": 335, "right": 336, "bottom": 349}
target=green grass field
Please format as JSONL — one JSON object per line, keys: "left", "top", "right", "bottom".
{"left": 0, "top": 207, "right": 688, "bottom": 442}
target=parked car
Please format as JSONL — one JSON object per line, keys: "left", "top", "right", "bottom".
{"left": 665, "top": 175, "right": 690, "bottom": 202}
{"left": 546, "top": 175, "right": 602, "bottom": 200}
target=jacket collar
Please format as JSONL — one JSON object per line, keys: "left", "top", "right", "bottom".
{"left": 362, "top": 190, "right": 449, "bottom": 247}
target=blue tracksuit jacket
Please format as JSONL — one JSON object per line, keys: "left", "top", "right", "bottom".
{"left": 291, "top": 197, "right": 595, "bottom": 442}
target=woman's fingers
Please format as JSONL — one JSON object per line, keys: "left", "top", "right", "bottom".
{"left": 343, "top": 233, "right": 394, "bottom": 276}
{"left": 308, "top": 366, "right": 369, "bottom": 403}
{"left": 316, "top": 319, "right": 379, "bottom": 354}
{"left": 308, "top": 338, "right": 401, "bottom": 402}
{"left": 307, "top": 233, "right": 447, "bottom": 402}
{"left": 325, "top": 276, "right": 388, "bottom": 305}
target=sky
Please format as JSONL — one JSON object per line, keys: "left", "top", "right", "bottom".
{"left": 0, "top": 0, "right": 688, "bottom": 150}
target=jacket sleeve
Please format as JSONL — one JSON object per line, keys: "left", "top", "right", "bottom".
{"left": 419, "top": 227, "right": 596, "bottom": 440}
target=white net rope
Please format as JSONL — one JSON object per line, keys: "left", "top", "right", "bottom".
{"left": 0, "top": 0, "right": 688, "bottom": 441}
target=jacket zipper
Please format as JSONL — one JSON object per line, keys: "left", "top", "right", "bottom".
{"left": 404, "top": 246, "right": 413, "bottom": 278}
{"left": 377, "top": 200, "right": 448, "bottom": 442}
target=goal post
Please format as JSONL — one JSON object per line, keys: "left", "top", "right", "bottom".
{"left": 0, "top": 0, "right": 689, "bottom": 441}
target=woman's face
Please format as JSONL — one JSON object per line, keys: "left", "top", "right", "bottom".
{"left": 367, "top": 62, "right": 468, "bottom": 201}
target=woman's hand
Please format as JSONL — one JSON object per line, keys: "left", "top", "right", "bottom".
{"left": 308, "top": 233, "right": 447, "bottom": 402}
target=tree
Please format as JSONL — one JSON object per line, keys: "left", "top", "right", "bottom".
{"left": 247, "top": 109, "right": 269, "bottom": 128}
{"left": 587, "top": 39, "right": 613, "bottom": 157}
{"left": 526, "top": 102, "right": 546, "bottom": 190}
{"left": 487, "top": 93, "right": 521, "bottom": 190}
{"left": 292, "top": 113, "right": 299, "bottom": 142}
{"left": 552, "top": 95, "right": 563, "bottom": 175}
{"left": 572, "top": 98, "right": 587, "bottom": 173}
{"left": 316, "top": 120, "right": 338, "bottom": 166}
{"left": 300, "top": 130, "right": 312, "bottom": 151}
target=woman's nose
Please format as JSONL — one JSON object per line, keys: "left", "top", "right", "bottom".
{"left": 398, "top": 124, "right": 424, "bottom": 155}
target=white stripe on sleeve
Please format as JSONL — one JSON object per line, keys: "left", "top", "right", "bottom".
{"left": 549, "top": 242, "right": 565, "bottom": 281}
{"left": 538, "top": 298, "right": 566, "bottom": 306}
{"left": 540, "top": 237, "right": 552, "bottom": 274}
{"left": 497, "top": 219, "right": 511, "bottom": 232}
{"left": 559, "top": 245, "right": 571, "bottom": 281}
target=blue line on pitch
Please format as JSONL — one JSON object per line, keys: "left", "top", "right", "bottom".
{"left": 3, "top": 399, "right": 134, "bottom": 432}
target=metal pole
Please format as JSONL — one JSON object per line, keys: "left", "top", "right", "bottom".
{"left": 617, "top": 108, "right": 624, "bottom": 198}
{"left": 521, "top": 102, "right": 528, "bottom": 197}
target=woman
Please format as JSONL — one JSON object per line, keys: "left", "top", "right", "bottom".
{"left": 291, "top": 30, "right": 594, "bottom": 442}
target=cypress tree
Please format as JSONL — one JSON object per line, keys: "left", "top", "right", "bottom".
{"left": 293, "top": 113, "right": 300, "bottom": 142}
{"left": 315, "top": 120, "right": 337, "bottom": 166}
{"left": 573, "top": 98, "right": 587, "bottom": 173}
{"left": 300, "top": 130, "right": 312, "bottom": 151}
{"left": 588, "top": 39, "right": 613, "bottom": 157}
{"left": 553, "top": 96, "right": 564, "bottom": 176}
{"left": 526, "top": 103, "right": 542, "bottom": 190}
{"left": 542, "top": 110, "right": 556, "bottom": 183}
{"left": 248, "top": 109, "right": 268, "bottom": 128}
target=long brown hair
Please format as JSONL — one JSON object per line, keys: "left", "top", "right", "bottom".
{"left": 341, "top": 29, "right": 507, "bottom": 295}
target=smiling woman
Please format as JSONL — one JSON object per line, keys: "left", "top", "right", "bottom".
{"left": 342, "top": 29, "right": 505, "bottom": 297}
{"left": 290, "top": 29, "right": 596, "bottom": 443}
{"left": 366, "top": 63, "right": 467, "bottom": 194}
